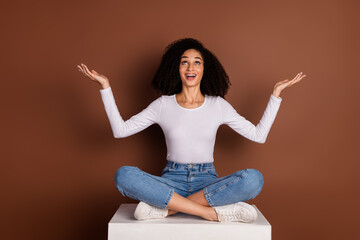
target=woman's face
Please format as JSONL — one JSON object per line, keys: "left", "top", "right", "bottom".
{"left": 179, "top": 49, "right": 204, "bottom": 88}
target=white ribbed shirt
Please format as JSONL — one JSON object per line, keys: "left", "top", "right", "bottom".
{"left": 100, "top": 87, "right": 282, "bottom": 164}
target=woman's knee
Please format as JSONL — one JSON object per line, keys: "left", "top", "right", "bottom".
{"left": 246, "top": 169, "right": 264, "bottom": 185}
{"left": 245, "top": 169, "right": 264, "bottom": 197}
{"left": 234, "top": 168, "right": 264, "bottom": 198}
{"left": 114, "top": 166, "right": 138, "bottom": 191}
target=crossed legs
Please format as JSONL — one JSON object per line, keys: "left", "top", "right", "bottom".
{"left": 167, "top": 191, "right": 218, "bottom": 221}
{"left": 115, "top": 166, "right": 263, "bottom": 221}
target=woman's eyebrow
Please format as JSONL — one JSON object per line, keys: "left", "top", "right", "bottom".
{"left": 181, "top": 56, "right": 202, "bottom": 60}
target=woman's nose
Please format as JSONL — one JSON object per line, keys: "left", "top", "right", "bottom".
{"left": 187, "top": 63, "right": 194, "bottom": 70}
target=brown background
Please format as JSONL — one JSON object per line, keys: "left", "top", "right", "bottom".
{"left": 1, "top": 0, "right": 359, "bottom": 239}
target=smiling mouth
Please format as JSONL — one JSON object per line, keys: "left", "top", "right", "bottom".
{"left": 185, "top": 73, "right": 197, "bottom": 80}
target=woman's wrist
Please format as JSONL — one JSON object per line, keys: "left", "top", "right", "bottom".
{"left": 101, "top": 81, "right": 110, "bottom": 89}
{"left": 272, "top": 88, "right": 281, "bottom": 98}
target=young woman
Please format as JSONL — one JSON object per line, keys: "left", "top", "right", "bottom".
{"left": 78, "top": 38, "right": 305, "bottom": 222}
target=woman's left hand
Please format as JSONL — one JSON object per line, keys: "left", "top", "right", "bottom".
{"left": 272, "top": 72, "right": 306, "bottom": 98}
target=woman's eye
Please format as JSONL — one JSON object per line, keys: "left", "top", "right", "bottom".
{"left": 195, "top": 61, "right": 201, "bottom": 65}
{"left": 181, "top": 61, "right": 187, "bottom": 65}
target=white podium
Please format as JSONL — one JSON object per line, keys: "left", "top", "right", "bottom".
{"left": 108, "top": 204, "right": 271, "bottom": 240}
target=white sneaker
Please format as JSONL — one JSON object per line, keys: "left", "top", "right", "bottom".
{"left": 213, "top": 201, "right": 258, "bottom": 223}
{"left": 134, "top": 201, "right": 168, "bottom": 220}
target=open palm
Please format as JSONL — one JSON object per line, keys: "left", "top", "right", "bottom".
{"left": 274, "top": 72, "right": 306, "bottom": 92}
{"left": 77, "top": 63, "right": 109, "bottom": 88}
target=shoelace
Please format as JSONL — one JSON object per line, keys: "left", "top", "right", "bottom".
{"left": 219, "top": 208, "right": 248, "bottom": 221}
{"left": 148, "top": 206, "right": 167, "bottom": 218}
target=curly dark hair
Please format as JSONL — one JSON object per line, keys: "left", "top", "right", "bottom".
{"left": 151, "top": 38, "right": 231, "bottom": 97}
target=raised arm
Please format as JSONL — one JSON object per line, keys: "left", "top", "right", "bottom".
{"left": 218, "top": 94, "right": 282, "bottom": 143}
{"left": 100, "top": 87, "right": 162, "bottom": 138}
{"left": 218, "top": 72, "right": 306, "bottom": 143}
{"left": 77, "top": 63, "right": 162, "bottom": 138}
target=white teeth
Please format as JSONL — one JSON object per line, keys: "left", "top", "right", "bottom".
{"left": 186, "top": 74, "right": 196, "bottom": 77}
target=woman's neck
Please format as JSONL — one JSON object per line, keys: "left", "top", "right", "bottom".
{"left": 176, "top": 87, "right": 205, "bottom": 104}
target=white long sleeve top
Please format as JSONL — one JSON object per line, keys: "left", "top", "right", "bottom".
{"left": 100, "top": 87, "right": 282, "bottom": 164}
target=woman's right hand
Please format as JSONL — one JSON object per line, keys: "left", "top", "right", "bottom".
{"left": 77, "top": 63, "right": 110, "bottom": 89}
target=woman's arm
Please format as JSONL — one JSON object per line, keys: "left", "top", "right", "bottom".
{"left": 100, "top": 87, "right": 162, "bottom": 138}
{"left": 78, "top": 63, "right": 162, "bottom": 138}
{"left": 219, "top": 72, "right": 306, "bottom": 143}
{"left": 218, "top": 94, "right": 282, "bottom": 143}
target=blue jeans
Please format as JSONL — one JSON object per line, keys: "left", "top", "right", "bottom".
{"left": 114, "top": 161, "right": 264, "bottom": 209}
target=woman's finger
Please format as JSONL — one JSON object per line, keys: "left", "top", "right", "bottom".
{"left": 82, "top": 64, "right": 92, "bottom": 75}
{"left": 296, "top": 75, "right": 306, "bottom": 84}
{"left": 78, "top": 65, "right": 88, "bottom": 76}
{"left": 298, "top": 72, "right": 305, "bottom": 79}
{"left": 300, "top": 74, "right": 306, "bottom": 80}
{"left": 295, "top": 72, "right": 303, "bottom": 79}
{"left": 84, "top": 71, "right": 94, "bottom": 80}
{"left": 290, "top": 74, "right": 306, "bottom": 86}
{"left": 85, "top": 70, "right": 95, "bottom": 80}
{"left": 292, "top": 73, "right": 301, "bottom": 81}
{"left": 290, "top": 72, "right": 303, "bottom": 83}
{"left": 291, "top": 73, "right": 299, "bottom": 81}
{"left": 289, "top": 76, "right": 300, "bottom": 85}
{"left": 82, "top": 66, "right": 95, "bottom": 80}
{"left": 81, "top": 64, "right": 96, "bottom": 80}
{"left": 79, "top": 64, "right": 86, "bottom": 73}
{"left": 285, "top": 74, "right": 300, "bottom": 87}
{"left": 78, "top": 65, "right": 86, "bottom": 74}
{"left": 294, "top": 74, "right": 306, "bottom": 83}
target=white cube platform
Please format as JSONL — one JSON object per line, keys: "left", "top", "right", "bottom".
{"left": 108, "top": 204, "right": 271, "bottom": 240}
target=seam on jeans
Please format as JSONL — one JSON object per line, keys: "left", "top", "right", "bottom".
{"left": 203, "top": 188, "right": 214, "bottom": 207}
{"left": 134, "top": 167, "right": 144, "bottom": 175}
{"left": 163, "top": 188, "right": 174, "bottom": 209}
{"left": 205, "top": 168, "right": 218, "bottom": 177}
{"left": 123, "top": 189, "right": 138, "bottom": 201}
{"left": 206, "top": 176, "right": 243, "bottom": 197}
{"left": 131, "top": 167, "right": 178, "bottom": 208}
{"left": 206, "top": 170, "right": 249, "bottom": 197}
{"left": 239, "top": 169, "right": 248, "bottom": 178}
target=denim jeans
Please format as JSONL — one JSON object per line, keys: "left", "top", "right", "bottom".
{"left": 114, "top": 161, "right": 264, "bottom": 209}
